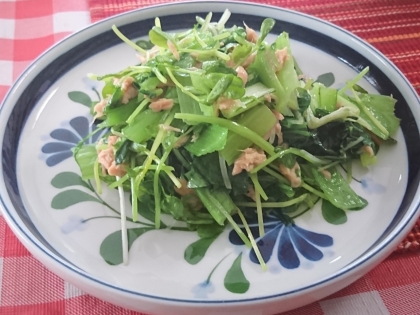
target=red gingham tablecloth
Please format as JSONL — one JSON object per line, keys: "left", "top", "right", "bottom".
{"left": 1, "top": 0, "right": 420, "bottom": 314}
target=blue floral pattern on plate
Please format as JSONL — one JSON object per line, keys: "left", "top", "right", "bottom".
{"left": 191, "top": 280, "right": 215, "bottom": 298}
{"left": 229, "top": 215, "right": 333, "bottom": 269}
{"left": 41, "top": 116, "right": 104, "bottom": 166}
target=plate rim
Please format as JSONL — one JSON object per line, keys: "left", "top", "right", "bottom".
{"left": 1, "top": 0, "right": 420, "bottom": 306}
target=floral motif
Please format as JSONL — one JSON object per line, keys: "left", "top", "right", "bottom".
{"left": 360, "top": 177, "right": 386, "bottom": 194}
{"left": 229, "top": 215, "right": 333, "bottom": 269}
{"left": 61, "top": 215, "right": 87, "bottom": 234}
{"left": 191, "top": 280, "right": 215, "bottom": 298}
{"left": 41, "top": 116, "right": 105, "bottom": 167}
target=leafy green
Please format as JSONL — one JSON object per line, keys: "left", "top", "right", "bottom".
{"left": 357, "top": 94, "right": 400, "bottom": 138}
{"left": 194, "top": 187, "right": 237, "bottom": 225}
{"left": 73, "top": 144, "right": 97, "bottom": 180}
{"left": 311, "top": 166, "right": 367, "bottom": 210}
{"left": 185, "top": 124, "right": 228, "bottom": 156}
{"left": 122, "top": 109, "right": 166, "bottom": 143}
{"left": 322, "top": 199, "right": 347, "bottom": 225}
{"left": 72, "top": 12, "right": 400, "bottom": 263}
{"left": 252, "top": 45, "right": 291, "bottom": 115}
{"left": 115, "top": 139, "right": 132, "bottom": 165}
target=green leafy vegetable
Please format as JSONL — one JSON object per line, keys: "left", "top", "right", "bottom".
{"left": 73, "top": 10, "right": 400, "bottom": 269}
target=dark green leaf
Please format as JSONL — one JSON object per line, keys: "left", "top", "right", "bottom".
{"left": 161, "top": 195, "right": 187, "bottom": 219}
{"left": 68, "top": 91, "right": 92, "bottom": 107}
{"left": 224, "top": 253, "right": 250, "bottom": 294}
{"left": 51, "top": 172, "right": 92, "bottom": 191}
{"left": 315, "top": 72, "right": 335, "bottom": 87}
{"left": 115, "top": 139, "right": 132, "bottom": 165}
{"left": 105, "top": 88, "right": 123, "bottom": 110}
{"left": 190, "top": 152, "right": 225, "bottom": 188}
{"left": 137, "top": 194, "right": 158, "bottom": 223}
{"left": 296, "top": 87, "right": 311, "bottom": 113}
{"left": 184, "top": 236, "right": 218, "bottom": 265}
{"left": 194, "top": 187, "right": 237, "bottom": 225}
{"left": 322, "top": 199, "right": 347, "bottom": 225}
{"left": 196, "top": 222, "right": 225, "bottom": 238}
{"left": 100, "top": 228, "right": 153, "bottom": 265}
{"left": 51, "top": 189, "right": 99, "bottom": 209}
{"left": 186, "top": 168, "right": 209, "bottom": 188}
{"left": 228, "top": 168, "right": 250, "bottom": 196}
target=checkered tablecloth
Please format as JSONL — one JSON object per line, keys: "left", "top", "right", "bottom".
{"left": 1, "top": 0, "right": 420, "bottom": 314}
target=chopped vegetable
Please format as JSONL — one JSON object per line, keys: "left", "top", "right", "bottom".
{"left": 74, "top": 10, "right": 400, "bottom": 266}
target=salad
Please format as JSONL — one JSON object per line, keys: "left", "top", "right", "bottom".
{"left": 74, "top": 10, "right": 400, "bottom": 267}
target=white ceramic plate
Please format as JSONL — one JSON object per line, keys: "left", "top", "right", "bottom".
{"left": 1, "top": 2, "right": 420, "bottom": 314}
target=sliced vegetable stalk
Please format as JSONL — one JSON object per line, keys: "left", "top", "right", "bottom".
{"left": 274, "top": 32, "right": 299, "bottom": 111}
{"left": 74, "top": 144, "right": 98, "bottom": 180}
{"left": 220, "top": 83, "right": 274, "bottom": 119}
{"left": 251, "top": 45, "right": 291, "bottom": 116}
{"left": 219, "top": 105, "right": 277, "bottom": 164}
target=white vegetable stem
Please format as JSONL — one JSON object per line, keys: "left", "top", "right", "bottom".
{"left": 116, "top": 176, "right": 129, "bottom": 265}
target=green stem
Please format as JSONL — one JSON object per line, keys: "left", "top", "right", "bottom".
{"left": 154, "top": 148, "right": 173, "bottom": 229}
{"left": 166, "top": 68, "right": 202, "bottom": 103}
{"left": 126, "top": 98, "right": 150, "bottom": 124}
{"left": 174, "top": 114, "right": 276, "bottom": 156}
{"left": 338, "top": 66, "right": 369, "bottom": 95}
{"left": 173, "top": 149, "right": 191, "bottom": 170}
{"left": 167, "top": 226, "right": 193, "bottom": 232}
{"left": 236, "top": 194, "right": 308, "bottom": 208}
{"left": 339, "top": 163, "right": 360, "bottom": 183}
{"left": 112, "top": 25, "right": 146, "bottom": 54}
{"left": 301, "top": 182, "right": 327, "bottom": 199}
{"left": 130, "top": 158, "right": 139, "bottom": 222}
{"left": 237, "top": 208, "right": 267, "bottom": 271}
{"left": 261, "top": 167, "right": 289, "bottom": 184}
{"left": 290, "top": 197, "right": 320, "bottom": 219}
{"left": 93, "top": 159, "right": 102, "bottom": 194}
{"left": 134, "top": 111, "right": 175, "bottom": 189}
